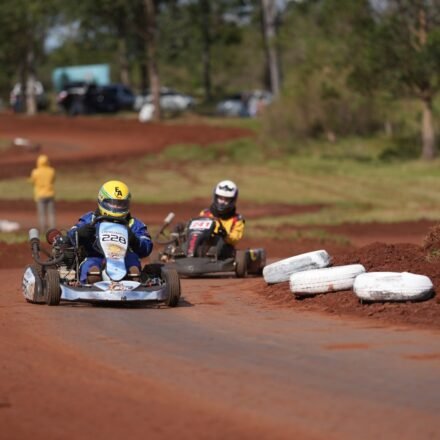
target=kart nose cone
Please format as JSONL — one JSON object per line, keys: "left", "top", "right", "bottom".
{"left": 105, "top": 259, "right": 127, "bottom": 281}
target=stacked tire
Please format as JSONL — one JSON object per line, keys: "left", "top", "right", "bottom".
{"left": 263, "top": 251, "right": 434, "bottom": 303}
{"left": 263, "top": 250, "right": 331, "bottom": 284}
{"left": 353, "top": 272, "right": 433, "bottom": 302}
{"left": 289, "top": 264, "right": 366, "bottom": 297}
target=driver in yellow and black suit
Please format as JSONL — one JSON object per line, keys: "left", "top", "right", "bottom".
{"left": 199, "top": 180, "right": 245, "bottom": 259}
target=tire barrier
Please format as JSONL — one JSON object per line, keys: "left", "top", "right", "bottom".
{"left": 289, "top": 264, "right": 366, "bottom": 296}
{"left": 353, "top": 272, "right": 434, "bottom": 302}
{"left": 263, "top": 250, "right": 331, "bottom": 284}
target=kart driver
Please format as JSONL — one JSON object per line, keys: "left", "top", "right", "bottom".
{"left": 199, "top": 180, "right": 245, "bottom": 258}
{"left": 68, "top": 180, "right": 153, "bottom": 284}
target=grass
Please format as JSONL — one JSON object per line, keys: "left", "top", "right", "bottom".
{"left": 0, "top": 138, "right": 11, "bottom": 152}
{"left": 1, "top": 133, "right": 440, "bottom": 232}
{"left": 0, "top": 231, "right": 29, "bottom": 244}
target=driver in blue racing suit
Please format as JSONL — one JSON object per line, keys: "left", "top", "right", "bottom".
{"left": 68, "top": 180, "right": 153, "bottom": 284}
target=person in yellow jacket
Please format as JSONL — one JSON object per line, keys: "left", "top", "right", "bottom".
{"left": 29, "top": 154, "right": 56, "bottom": 231}
{"left": 199, "top": 180, "right": 245, "bottom": 259}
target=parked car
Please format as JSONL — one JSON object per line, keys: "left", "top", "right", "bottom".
{"left": 103, "top": 84, "right": 135, "bottom": 110}
{"left": 10, "top": 81, "right": 49, "bottom": 112}
{"left": 134, "top": 87, "right": 195, "bottom": 112}
{"left": 216, "top": 90, "right": 273, "bottom": 117}
{"left": 57, "top": 82, "right": 135, "bottom": 115}
{"left": 215, "top": 93, "right": 244, "bottom": 117}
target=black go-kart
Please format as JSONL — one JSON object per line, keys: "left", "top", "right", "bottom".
{"left": 22, "top": 217, "right": 180, "bottom": 307}
{"left": 154, "top": 213, "right": 266, "bottom": 278}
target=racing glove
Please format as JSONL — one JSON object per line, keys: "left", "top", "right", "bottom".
{"left": 128, "top": 228, "right": 141, "bottom": 253}
{"left": 76, "top": 223, "right": 96, "bottom": 242}
{"left": 217, "top": 224, "right": 227, "bottom": 238}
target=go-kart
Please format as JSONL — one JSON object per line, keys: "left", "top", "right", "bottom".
{"left": 22, "top": 216, "right": 181, "bottom": 307}
{"left": 154, "top": 212, "right": 266, "bottom": 277}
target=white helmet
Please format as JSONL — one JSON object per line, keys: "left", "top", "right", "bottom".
{"left": 213, "top": 180, "right": 238, "bottom": 215}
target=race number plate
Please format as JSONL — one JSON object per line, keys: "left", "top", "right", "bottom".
{"left": 189, "top": 219, "right": 213, "bottom": 230}
{"left": 98, "top": 222, "right": 128, "bottom": 281}
{"left": 99, "top": 223, "right": 128, "bottom": 259}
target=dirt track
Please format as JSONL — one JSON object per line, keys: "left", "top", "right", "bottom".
{"left": 1, "top": 114, "right": 440, "bottom": 439}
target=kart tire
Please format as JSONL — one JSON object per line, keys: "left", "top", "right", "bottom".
{"left": 45, "top": 269, "right": 61, "bottom": 306}
{"left": 141, "top": 263, "right": 164, "bottom": 282}
{"left": 290, "top": 264, "right": 366, "bottom": 296}
{"left": 247, "top": 248, "right": 266, "bottom": 275}
{"left": 256, "top": 248, "right": 267, "bottom": 275}
{"left": 23, "top": 264, "right": 45, "bottom": 303}
{"left": 263, "top": 250, "right": 331, "bottom": 284}
{"left": 235, "top": 250, "right": 248, "bottom": 278}
{"left": 353, "top": 272, "right": 434, "bottom": 302}
{"left": 162, "top": 267, "right": 181, "bottom": 307}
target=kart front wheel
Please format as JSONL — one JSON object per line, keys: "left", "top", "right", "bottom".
{"left": 162, "top": 267, "right": 181, "bottom": 307}
{"left": 45, "top": 269, "right": 61, "bottom": 306}
{"left": 235, "top": 250, "right": 248, "bottom": 278}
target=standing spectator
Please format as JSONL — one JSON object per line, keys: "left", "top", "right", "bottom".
{"left": 29, "top": 154, "right": 56, "bottom": 232}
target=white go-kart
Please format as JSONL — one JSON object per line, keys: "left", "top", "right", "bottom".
{"left": 22, "top": 216, "right": 181, "bottom": 307}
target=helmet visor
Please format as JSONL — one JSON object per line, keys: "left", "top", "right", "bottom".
{"left": 100, "top": 198, "right": 130, "bottom": 215}
{"left": 215, "top": 196, "right": 233, "bottom": 212}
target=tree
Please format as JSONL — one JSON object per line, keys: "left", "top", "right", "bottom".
{"left": 352, "top": 0, "right": 440, "bottom": 159}
{"left": 261, "top": 0, "right": 281, "bottom": 97}
{"left": 144, "top": 0, "right": 161, "bottom": 120}
{"left": 74, "top": 0, "right": 134, "bottom": 86}
{"left": 0, "top": 0, "right": 59, "bottom": 115}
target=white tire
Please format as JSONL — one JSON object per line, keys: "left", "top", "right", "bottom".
{"left": 290, "top": 264, "right": 366, "bottom": 296}
{"left": 263, "top": 250, "right": 331, "bottom": 284}
{"left": 353, "top": 272, "right": 433, "bottom": 302}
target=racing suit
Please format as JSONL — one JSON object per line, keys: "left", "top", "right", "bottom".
{"left": 68, "top": 210, "right": 153, "bottom": 284}
{"left": 199, "top": 207, "right": 245, "bottom": 258}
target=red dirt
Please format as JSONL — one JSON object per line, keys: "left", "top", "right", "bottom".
{"left": 1, "top": 113, "right": 439, "bottom": 331}
{"left": 2, "top": 114, "right": 440, "bottom": 440}
{"left": 0, "top": 113, "right": 252, "bottom": 178}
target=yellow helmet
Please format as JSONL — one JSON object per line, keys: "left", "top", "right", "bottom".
{"left": 97, "top": 180, "right": 131, "bottom": 218}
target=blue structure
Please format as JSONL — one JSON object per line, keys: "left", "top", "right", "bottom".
{"left": 52, "top": 64, "right": 110, "bottom": 91}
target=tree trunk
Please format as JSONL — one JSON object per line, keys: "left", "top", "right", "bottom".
{"left": 261, "top": 0, "right": 281, "bottom": 97}
{"left": 200, "top": 0, "right": 212, "bottom": 102}
{"left": 25, "top": 48, "right": 37, "bottom": 116}
{"left": 118, "top": 37, "right": 131, "bottom": 87}
{"left": 144, "top": 0, "right": 161, "bottom": 120}
{"left": 421, "top": 97, "right": 436, "bottom": 160}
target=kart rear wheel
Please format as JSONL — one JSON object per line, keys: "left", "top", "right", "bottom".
{"left": 235, "top": 250, "right": 248, "bottom": 278}
{"left": 45, "top": 269, "right": 61, "bottom": 306}
{"left": 162, "top": 267, "right": 181, "bottom": 307}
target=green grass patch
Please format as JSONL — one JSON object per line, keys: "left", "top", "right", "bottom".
{"left": 153, "top": 138, "right": 263, "bottom": 164}
{"left": 247, "top": 224, "right": 351, "bottom": 245}
{"left": 2, "top": 135, "right": 440, "bottom": 236}
{"left": 0, "top": 231, "right": 29, "bottom": 244}
{"left": 0, "top": 137, "right": 11, "bottom": 152}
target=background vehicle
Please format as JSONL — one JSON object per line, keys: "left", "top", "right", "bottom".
{"left": 134, "top": 87, "right": 195, "bottom": 112}
{"left": 57, "top": 82, "right": 135, "bottom": 115}
{"left": 22, "top": 219, "right": 180, "bottom": 306}
{"left": 154, "top": 213, "right": 265, "bottom": 278}
{"left": 216, "top": 90, "right": 272, "bottom": 117}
